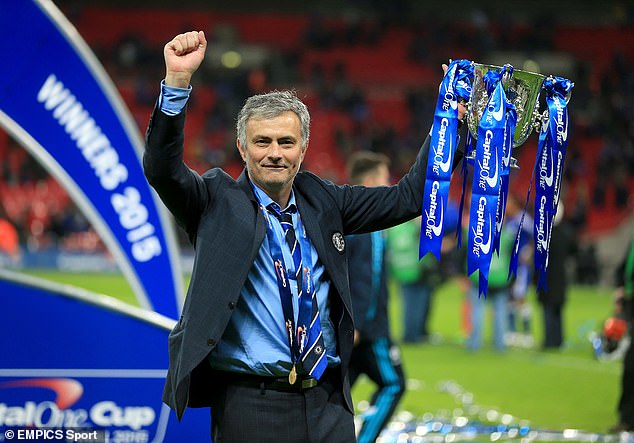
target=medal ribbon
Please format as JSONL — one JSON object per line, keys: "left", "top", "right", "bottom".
{"left": 260, "top": 203, "right": 315, "bottom": 371}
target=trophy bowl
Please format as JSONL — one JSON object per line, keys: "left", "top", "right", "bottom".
{"left": 466, "top": 63, "right": 545, "bottom": 148}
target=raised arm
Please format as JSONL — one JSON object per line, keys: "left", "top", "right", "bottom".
{"left": 333, "top": 63, "right": 466, "bottom": 234}
{"left": 143, "top": 31, "right": 211, "bottom": 239}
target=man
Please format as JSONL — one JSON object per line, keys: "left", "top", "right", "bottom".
{"left": 537, "top": 203, "right": 575, "bottom": 350}
{"left": 387, "top": 216, "right": 443, "bottom": 344}
{"left": 144, "top": 31, "right": 463, "bottom": 442}
{"left": 0, "top": 202, "right": 20, "bottom": 266}
{"left": 505, "top": 193, "right": 535, "bottom": 348}
{"left": 461, "top": 194, "right": 524, "bottom": 352}
{"left": 609, "top": 238, "right": 634, "bottom": 433}
{"left": 346, "top": 152, "right": 405, "bottom": 443}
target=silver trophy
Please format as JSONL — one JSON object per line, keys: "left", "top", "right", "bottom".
{"left": 465, "top": 63, "right": 571, "bottom": 167}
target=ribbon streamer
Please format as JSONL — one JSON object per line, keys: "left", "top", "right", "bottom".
{"left": 533, "top": 76, "right": 573, "bottom": 291}
{"left": 420, "top": 59, "right": 473, "bottom": 260}
{"left": 466, "top": 66, "right": 512, "bottom": 297}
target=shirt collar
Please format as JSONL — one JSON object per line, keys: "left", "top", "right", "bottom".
{"left": 250, "top": 180, "right": 297, "bottom": 213}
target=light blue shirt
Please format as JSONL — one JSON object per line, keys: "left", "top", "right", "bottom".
{"left": 159, "top": 84, "right": 339, "bottom": 375}
{"left": 159, "top": 81, "right": 191, "bottom": 115}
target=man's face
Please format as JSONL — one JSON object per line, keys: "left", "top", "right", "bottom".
{"left": 237, "top": 111, "right": 306, "bottom": 202}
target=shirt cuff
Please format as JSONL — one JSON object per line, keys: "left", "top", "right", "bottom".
{"left": 159, "top": 80, "right": 192, "bottom": 116}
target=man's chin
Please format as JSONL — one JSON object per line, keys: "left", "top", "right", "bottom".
{"left": 250, "top": 169, "right": 296, "bottom": 192}
{"left": 262, "top": 170, "right": 291, "bottom": 183}
{"left": 262, "top": 178, "right": 288, "bottom": 190}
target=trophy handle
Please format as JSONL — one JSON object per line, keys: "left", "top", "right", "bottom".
{"left": 534, "top": 109, "right": 549, "bottom": 133}
{"left": 531, "top": 76, "right": 574, "bottom": 133}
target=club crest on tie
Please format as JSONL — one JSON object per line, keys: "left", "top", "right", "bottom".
{"left": 331, "top": 232, "right": 345, "bottom": 253}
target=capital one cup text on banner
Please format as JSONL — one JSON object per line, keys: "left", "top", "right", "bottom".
{"left": 419, "top": 60, "right": 573, "bottom": 296}
{"left": 0, "top": 1, "right": 199, "bottom": 440}
{"left": 0, "top": 272, "right": 209, "bottom": 442}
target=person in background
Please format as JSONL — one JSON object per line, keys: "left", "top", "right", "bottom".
{"left": 461, "top": 196, "right": 520, "bottom": 352}
{"left": 346, "top": 151, "right": 406, "bottom": 443}
{"left": 0, "top": 201, "right": 20, "bottom": 266}
{"left": 537, "top": 203, "right": 575, "bottom": 350}
{"left": 505, "top": 193, "right": 534, "bottom": 348}
{"left": 506, "top": 256, "right": 533, "bottom": 347}
{"left": 609, "top": 236, "right": 634, "bottom": 433}
{"left": 388, "top": 217, "right": 442, "bottom": 344}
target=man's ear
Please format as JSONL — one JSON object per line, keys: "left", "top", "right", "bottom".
{"left": 300, "top": 142, "right": 308, "bottom": 162}
{"left": 236, "top": 138, "right": 247, "bottom": 163}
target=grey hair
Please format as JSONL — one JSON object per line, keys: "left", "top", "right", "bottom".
{"left": 236, "top": 90, "right": 310, "bottom": 150}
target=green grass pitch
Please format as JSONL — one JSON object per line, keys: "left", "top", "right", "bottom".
{"left": 23, "top": 270, "right": 620, "bottom": 434}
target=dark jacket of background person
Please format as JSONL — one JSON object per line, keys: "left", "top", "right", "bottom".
{"left": 143, "top": 106, "right": 434, "bottom": 419}
{"left": 537, "top": 218, "right": 576, "bottom": 306}
{"left": 347, "top": 233, "right": 389, "bottom": 340}
{"left": 611, "top": 238, "right": 634, "bottom": 431}
{"left": 536, "top": 210, "right": 576, "bottom": 349}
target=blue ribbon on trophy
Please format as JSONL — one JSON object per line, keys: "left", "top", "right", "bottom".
{"left": 466, "top": 66, "right": 512, "bottom": 297}
{"left": 508, "top": 76, "right": 573, "bottom": 290}
{"left": 420, "top": 59, "right": 473, "bottom": 260}
{"left": 493, "top": 89, "right": 517, "bottom": 256}
{"left": 421, "top": 58, "right": 573, "bottom": 296}
{"left": 455, "top": 130, "right": 472, "bottom": 249}
{"left": 508, "top": 157, "right": 536, "bottom": 280}
{"left": 534, "top": 76, "right": 573, "bottom": 290}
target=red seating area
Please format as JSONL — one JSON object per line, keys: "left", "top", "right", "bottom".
{"left": 1, "top": 6, "right": 633, "bottom": 246}
{"left": 554, "top": 26, "right": 634, "bottom": 91}
{"left": 75, "top": 9, "right": 312, "bottom": 50}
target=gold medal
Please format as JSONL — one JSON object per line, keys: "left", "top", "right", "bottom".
{"left": 289, "top": 365, "right": 297, "bottom": 385}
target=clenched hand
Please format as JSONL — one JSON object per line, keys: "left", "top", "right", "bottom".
{"left": 164, "top": 31, "right": 207, "bottom": 88}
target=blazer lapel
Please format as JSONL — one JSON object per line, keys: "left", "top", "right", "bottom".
{"left": 237, "top": 170, "right": 266, "bottom": 259}
{"left": 237, "top": 170, "right": 257, "bottom": 203}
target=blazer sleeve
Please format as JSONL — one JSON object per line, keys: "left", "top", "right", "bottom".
{"left": 143, "top": 104, "right": 212, "bottom": 238}
{"left": 330, "top": 134, "right": 460, "bottom": 235}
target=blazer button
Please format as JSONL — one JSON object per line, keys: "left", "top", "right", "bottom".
{"left": 228, "top": 301, "right": 236, "bottom": 310}
{"left": 207, "top": 338, "right": 216, "bottom": 346}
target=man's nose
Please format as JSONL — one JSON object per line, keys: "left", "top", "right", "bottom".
{"left": 267, "top": 142, "right": 282, "bottom": 159}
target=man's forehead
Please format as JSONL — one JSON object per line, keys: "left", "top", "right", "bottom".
{"left": 246, "top": 112, "right": 301, "bottom": 135}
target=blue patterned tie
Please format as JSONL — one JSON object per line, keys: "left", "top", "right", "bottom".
{"left": 268, "top": 203, "right": 327, "bottom": 379}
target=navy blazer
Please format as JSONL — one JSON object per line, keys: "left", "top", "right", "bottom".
{"left": 143, "top": 105, "right": 432, "bottom": 420}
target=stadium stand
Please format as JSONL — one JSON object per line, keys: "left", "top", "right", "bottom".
{"left": 1, "top": 3, "right": 632, "bottom": 261}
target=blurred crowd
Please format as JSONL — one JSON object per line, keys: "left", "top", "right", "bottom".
{"left": 0, "top": 2, "right": 633, "bottom": 279}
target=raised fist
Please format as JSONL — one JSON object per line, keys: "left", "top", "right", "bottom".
{"left": 163, "top": 31, "right": 207, "bottom": 88}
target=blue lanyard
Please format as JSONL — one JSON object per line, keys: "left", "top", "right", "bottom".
{"left": 260, "top": 203, "right": 315, "bottom": 367}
